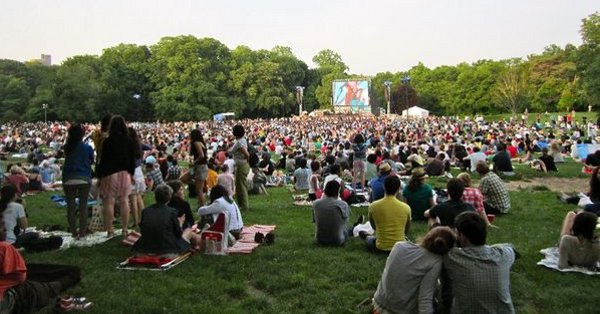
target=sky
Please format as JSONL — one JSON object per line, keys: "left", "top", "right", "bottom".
{"left": 1, "top": 0, "right": 598, "bottom": 75}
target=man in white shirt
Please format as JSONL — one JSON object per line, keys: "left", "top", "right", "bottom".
{"left": 464, "top": 146, "right": 487, "bottom": 172}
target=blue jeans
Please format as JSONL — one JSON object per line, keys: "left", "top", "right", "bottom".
{"left": 365, "top": 236, "right": 390, "bottom": 254}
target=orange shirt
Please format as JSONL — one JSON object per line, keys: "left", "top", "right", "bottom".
{"left": 0, "top": 241, "right": 27, "bottom": 299}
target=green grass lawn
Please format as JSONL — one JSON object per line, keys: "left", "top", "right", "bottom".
{"left": 19, "top": 159, "right": 600, "bottom": 314}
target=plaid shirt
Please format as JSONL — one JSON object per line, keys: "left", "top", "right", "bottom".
{"left": 444, "top": 244, "right": 516, "bottom": 314}
{"left": 146, "top": 168, "right": 164, "bottom": 187}
{"left": 166, "top": 165, "right": 181, "bottom": 180}
{"left": 462, "top": 187, "right": 485, "bottom": 213}
{"left": 479, "top": 172, "right": 511, "bottom": 213}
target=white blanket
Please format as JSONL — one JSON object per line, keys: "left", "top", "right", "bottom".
{"left": 537, "top": 247, "right": 600, "bottom": 275}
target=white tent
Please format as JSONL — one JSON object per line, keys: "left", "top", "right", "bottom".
{"left": 401, "top": 106, "right": 429, "bottom": 118}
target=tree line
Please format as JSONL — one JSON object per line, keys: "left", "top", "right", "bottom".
{"left": 1, "top": 12, "right": 599, "bottom": 122}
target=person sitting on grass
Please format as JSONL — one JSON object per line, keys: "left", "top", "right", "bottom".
{"left": 373, "top": 226, "right": 457, "bottom": 314}
{"left": 166, "top": 180, "right": 195, "bottom": 230}
{"left": 443, "top": 212, "right": 516, "bottom": 314}
{"left": 532, "top": 147, "right": 558, "bottom": 173}
{"left": 492, "top": 143, "right": 514, "bottom": 176}
{"left": 476, "top": 161, "right": 511, "bottom": 215}
{"left": 369, "top": 162, "right": 392, "bottom": 202}
{"left": 424, "top": 178, "right": 475, "bottom": 228}
{"left": 456, "top": 172, "right": 495, "bottom": 227}
{"left": 402, "top": 167, "right": 435, "bottom": 221}
{"left": 558, "top": 211, "right": 600, "bottom": 269}
{"left": 198, "top": 184, "right": 244, "bottom": 240}
{"left": 364, "top": 175, "right": 411, "bottom": 254}
{"left": 0, "top": 215, "right": 85, "bottom": 313}
{"left": 312, "top": 180, "right": 351, "bottom": 246}
{"left": 293, "top": 158, "right": 311, "bottom": 191}
{"left": 133, "top": 184, "right": 200, "bottom": 255}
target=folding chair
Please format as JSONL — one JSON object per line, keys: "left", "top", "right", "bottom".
{"left": 199, "top": 212, "right": 230, "bottom": 255}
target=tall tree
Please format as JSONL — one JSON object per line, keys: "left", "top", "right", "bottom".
{"left": 313, "top": 49, "right": 348, "bottom": 109}
{"left": 577, "top": 12, "right": 600, "bottom": 108}
{"left": 493, "top": 67, "right": 528, "bottom": 117}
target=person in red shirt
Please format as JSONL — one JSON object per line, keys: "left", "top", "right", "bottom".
{"left": 0, "top": 216, "right": 83, "bottom": 313}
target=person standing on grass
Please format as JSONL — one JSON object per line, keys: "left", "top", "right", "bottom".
{"left": 62, "top": 124, "right": 94, "bottom": 239}
{"left": 189, "top": 129, "right": 208, "bottom": 207}
{"left": 312, "top": 180, "right": 351, "bottom": 246}
{"left": 229, "top": 124, "right": 250, "bottom": 211}
{"left": 127, "top": 127, "right": 146, "bottom": 229}
{"left": 443, "top": 212, "right": 516, "bottom": 314}
{"left": 373, "top": 226, "right": 457, "bottom": 314}
{"left": 96, "top": 115, "right": 136, "bottom": 238}
{"left": 558, "top": 211, "right": 600, "bottom": 269}
{"left": 476, "top": 161, "right": 511, "bottom": 215}
{"left": 364, "top": 175, "right": 411, "bottom": 254}
{"left": 351, "top": 133, "right": 368, "bottom": 191}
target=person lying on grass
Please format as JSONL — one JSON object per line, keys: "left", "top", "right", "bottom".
{"left": 0, "top": 215, "right": 84, "bottom": 313}
{"left": 373, "top": 226, "right": 456, "bottom": 314}
{"left": 558, "top": 211, "right": 600, "bottom": 269}
{"left": 133, "top": 184, "right": 201, "bottom": 255}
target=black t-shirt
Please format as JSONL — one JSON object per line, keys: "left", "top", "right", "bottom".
{"left": 493, "top": 151, "right": 513, "bottom": 172}
{"left": 428, "top": 200, "right": 475, "bottom": 228}
{"left": 539, "top": 155, "right": 557, "bottom": 171}
{"left": 586, "top": 153, "right": 600, "bottom": 166}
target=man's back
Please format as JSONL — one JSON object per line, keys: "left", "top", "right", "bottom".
{"left": 313, "top": 197, "right": 350, "bottom": 245}
{"left": 444, "top": 245, "right": 515, "bottom": 314}
{"left": 369, "top": 196, "right": 411, "bottom": 251}
{"left": 428, "top": 200, "right": 475, "bottom": 227}
{"left": 133, "top": 203, "right": 189, "bottom": 254}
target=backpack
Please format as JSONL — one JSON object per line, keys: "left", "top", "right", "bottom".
{"left": 248, "top": 142, "right": 260, "bottom": 168}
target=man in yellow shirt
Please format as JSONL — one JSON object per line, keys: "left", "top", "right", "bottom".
{"left": 366, "top": 175, "right": 411, "bottom": 253}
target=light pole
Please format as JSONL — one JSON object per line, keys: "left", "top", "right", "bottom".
{"left": 384, "top": 80, "right": 392, "bottom": 115}
{"left": 295, "top": 86, "right": 304, "bottom": 115}
{"left": 133, "top": 94, "right": 141, "bottom": 121}
{"left": 401, "top": 76, "right": 411, "bottom": 112}
{"left": 42, "top": 103, "right": 48, "bottom": 124}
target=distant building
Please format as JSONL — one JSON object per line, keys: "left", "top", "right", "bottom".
{"left": 28, "top": 54, "right": 51, "bottom": 66}
{"left": 40, "top": 54, "right": 51, "bottom": 66}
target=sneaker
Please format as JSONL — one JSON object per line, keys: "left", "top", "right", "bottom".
{"left": 265, "top": 233, "right": 275, "bottom": 245}
{"left": 254, "top": 232, "right": 264, "bottom": 243}
{"left": 60, "top": 302, "right": 92, "bottom": 311}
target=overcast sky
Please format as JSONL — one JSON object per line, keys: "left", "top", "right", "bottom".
{"left": 1, "top": 0, "right": 597, "bottom": 75}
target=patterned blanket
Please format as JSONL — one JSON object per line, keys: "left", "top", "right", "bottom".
{"left": 226, "top": 225, "right": 277, "bottom": 254}
{"left": 537, "top": 247, "right": 600, "bottom": 275}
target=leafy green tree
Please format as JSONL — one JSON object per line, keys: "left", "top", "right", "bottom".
{"left": 313, "top": 49, "right": 348, "bottom": 109}
{"left": 558, "top": 83, "right": 575, "bottom": 111}
{"left": 0, "top": 75, "right": 30, "bottom": 121}
{"left": 53, "top": 55, "right": 103, "bottom": 122}
{"left": 100, "top": 44, "right": 152, "bottom": 121}
{"left": 493, "top": 67, "right": 528, "bottom": 117}
{"left": 578, "top": 12, "right": 600, "bottom": 108}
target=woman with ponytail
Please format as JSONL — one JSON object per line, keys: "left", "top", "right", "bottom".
{"left": 373, "top": 227, "right": 456, "bottom": 314}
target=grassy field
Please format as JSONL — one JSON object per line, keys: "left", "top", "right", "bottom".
{"left": 18, "top": 158, "right": 600, "bottom": 314}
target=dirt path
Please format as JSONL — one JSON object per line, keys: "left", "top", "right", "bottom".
{"left": 505, "top": 177, "right": 588, "bottom": 193}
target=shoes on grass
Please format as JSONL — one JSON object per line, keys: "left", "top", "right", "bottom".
{"left": 57, "top": 296, "right": 92, "bottom": 311}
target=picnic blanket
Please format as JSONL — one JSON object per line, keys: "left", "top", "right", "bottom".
{"left": 20, "top": 228, "right": 121, "bottom": 250}
{"left": 50, "top": 194, "right": 98, "bottom": 207}
{"left": 537, "top": 247, "right": 600, "bottom": 275}
{"left": 226, "top": 224, "right": 277, "bottom": 254}
{"left": 117, "top": 252, "right": 192, "bottom": 271}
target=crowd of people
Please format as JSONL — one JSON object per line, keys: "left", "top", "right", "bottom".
{"left": 1, "top": 111, "right": 599, "bottom": 313}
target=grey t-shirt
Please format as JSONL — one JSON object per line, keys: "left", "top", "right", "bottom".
{"left": 313, "top": 196, "right": 351, "bottom": 246}
{"left": 2, "top": 202, "right": 26, "bottom": 243}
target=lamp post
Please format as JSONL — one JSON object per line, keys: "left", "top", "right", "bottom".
{"left": 42, "top": 103, "right": 48, "bottom": 124}
{"left": 133, "top": 94, "right": 141, "bottom": 121}
{"left": 401, "top": 75, "right": 411, "bottom": 112}
{"left": 295, "top": 86, "right": 304, "bottom": 115}
{"left": 383, "top": 80, "right": 392, "bottom": 115}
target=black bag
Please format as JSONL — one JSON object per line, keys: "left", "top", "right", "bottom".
{"left": 16, "top": 232, "right": 63, "bottom": 252}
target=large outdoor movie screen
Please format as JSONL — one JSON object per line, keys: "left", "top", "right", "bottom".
{"left": 332, "top": 79, "right": 370, "bottom": 113}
